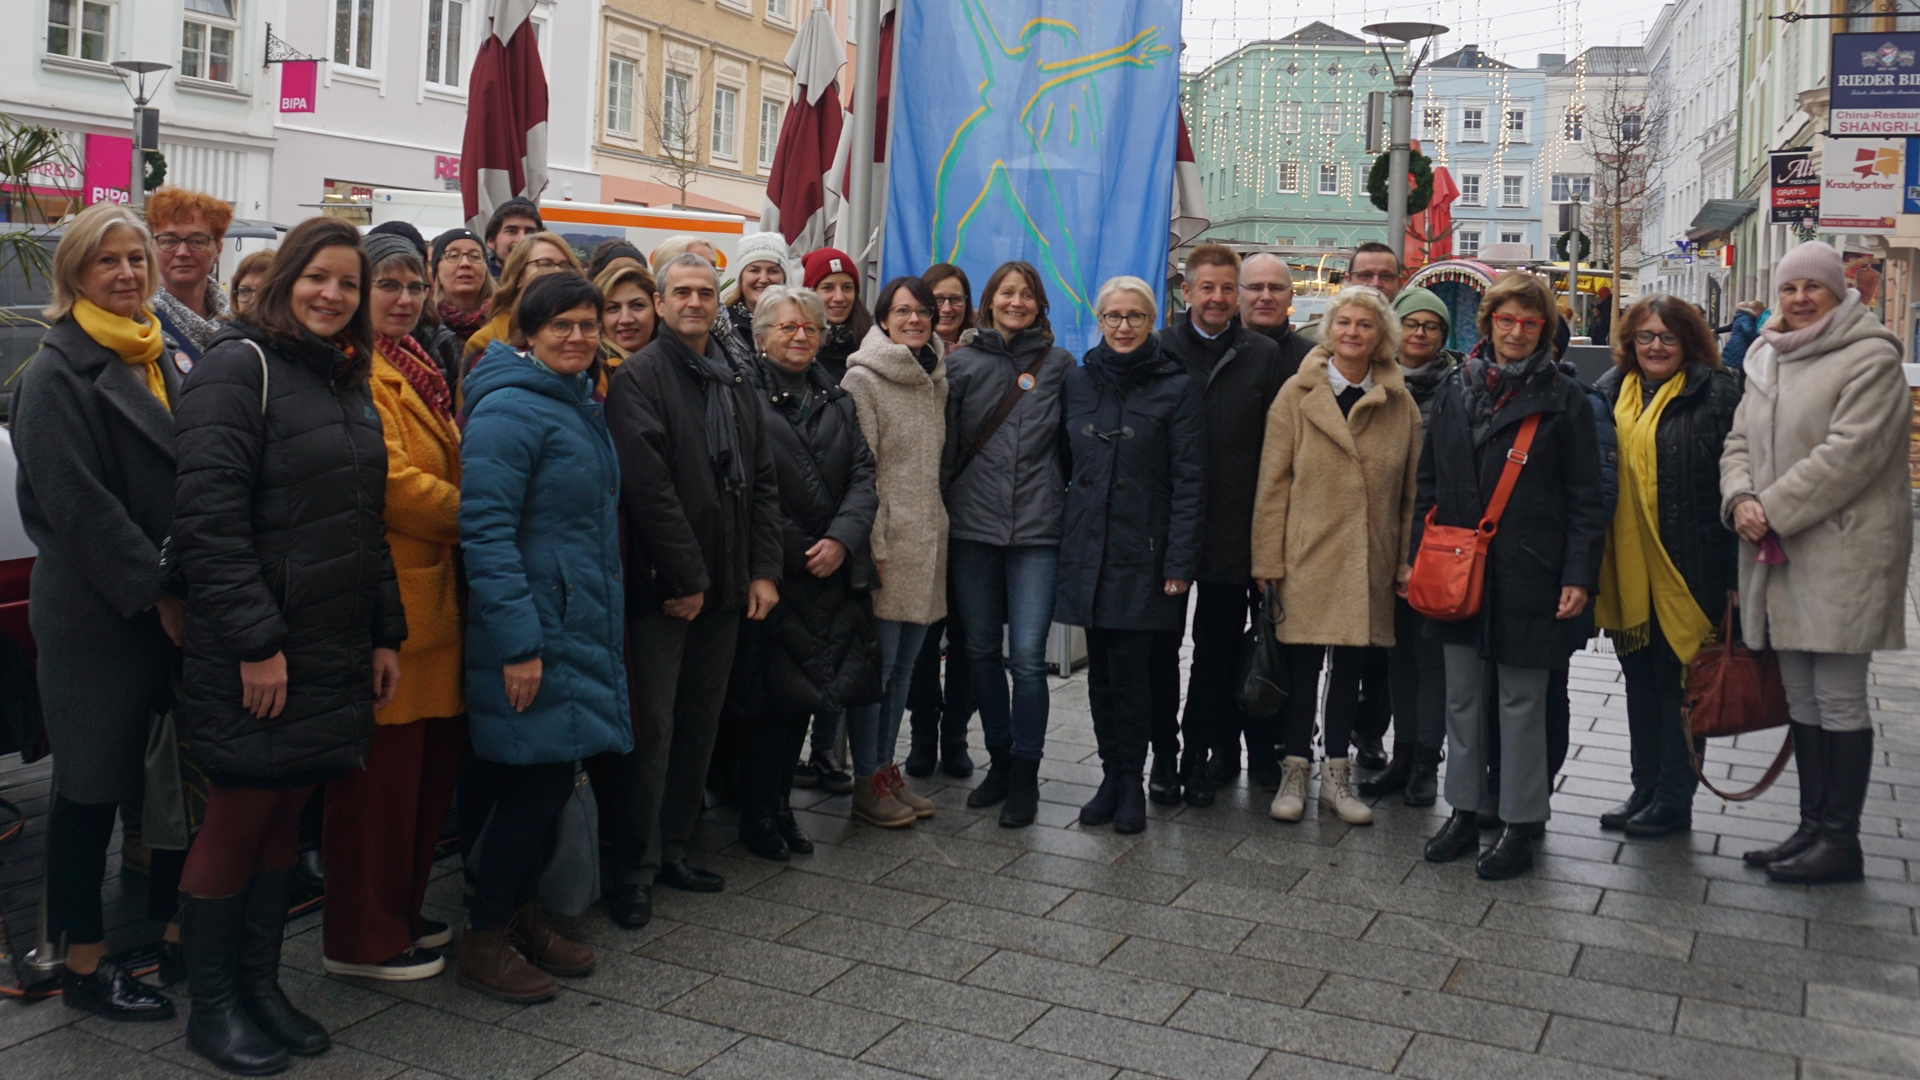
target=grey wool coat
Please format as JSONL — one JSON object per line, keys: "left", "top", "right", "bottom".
{"left": 843, "top": 326, "right": 949, "bottom": 624}
{"left": 1720, "top": 292, "right": 1912, "bottom": 654}
{"left": 10, "top": 319, "right": 181, "bottom": 803}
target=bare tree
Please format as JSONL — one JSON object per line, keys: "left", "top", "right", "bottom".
{"left": 1586, "top": 75, "right": 1670, "bottom": 329}
{"left": 647, "top": 57, "right": 709, "bottom": 207}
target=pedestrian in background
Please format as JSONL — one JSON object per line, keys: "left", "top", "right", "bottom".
{"left": 320, "top": 232, "right": 465, "bottom": 983}
{"left": 1157, "top": 245, "right": 1286, "bottom": 805}
{"left": 805, "top": 247, "right": 871, "bottom": 384}
{"left": 11, "top": 203, "right": 180, "bottom": 1022}
{"left": 146, "top": 187, "right": 233, "bottom": 365}
{"left": 1058, "top": 275, "right": 1205, "bottom": 834}
{"left": 458, "top": 273, "right": 629, "bottom": 1001}
{"left": 1722, "top": 242, "right": 1911, "bottom": 885}
{"left": 844, "top": 277, "right": 950, "bottom": 826}
{"left": 1719, "top": 299, "right": 1764, "bottom": 370}
{"left": 1251, "top": 286, "right": 1422, "bottom": 827}
{"left": 943, "top": 260, "right": 1073, "bottom": 828}
{"left": 483, "top": 197, "right": 543, "bottom": 274}
{"left": 1417, "top": 272, "right": 1607, "bottom": 880}
{"left": 172, "top": 217, "right": 405, "bottom": 1074}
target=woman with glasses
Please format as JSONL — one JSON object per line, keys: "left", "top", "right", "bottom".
{"left": 458, "top": 273, "right": 630, "bottom": 1001}
{"left": 317, "top": 233, "right": 465, "bottom": 983}
{"left": 1591, "top": 297, "right": 1741, "bottom": 841}
{"left": 925, "top": 263, "right": 976, "bottom": 348}
{"left": 1251, "top": 287, "right": 1422, "bottom": 828}
{"left": 1055, "top": 277, "right": 1205, "bottom": 834}
{"left": 842, "top": 277, "right": 949, "bottom": 828}
{"left": 146, "top": 187, "right": 233, "bottom": 363}
{"left": 1416, "top": 272, "right": 1607, "bottom": 880}
{"left": 431, "top": 229, "right": 495, "bottom": 353}
{"left": 461, "top": 231, "right": 583, "bottom": 368}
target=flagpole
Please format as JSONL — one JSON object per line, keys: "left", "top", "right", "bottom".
{"left": 844, "top": 0, "right": 883, "bottom": 298}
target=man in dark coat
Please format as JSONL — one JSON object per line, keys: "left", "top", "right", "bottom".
{"left": 1239, "top": 252, "right": 1314, "bottom": 375}
{"left": 1156, "top": 245, "right": 1289, "bottom": 804}
{"left": 603, "top": 253, "right": 783, "bottom": 926}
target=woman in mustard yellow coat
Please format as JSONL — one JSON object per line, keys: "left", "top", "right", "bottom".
{"left": 321, "top": 234, "right": 466, "bottom": 981}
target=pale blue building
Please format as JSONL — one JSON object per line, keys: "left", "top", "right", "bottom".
{"left": 1413, "top": 45, "right": 1553, "bottom": 261}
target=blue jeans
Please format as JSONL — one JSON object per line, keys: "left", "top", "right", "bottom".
{"left": 949, "top": 540, "right": 1058, "bottom": 762}
{"left": 848, "top": 620, "right": 931, "bottom": 778}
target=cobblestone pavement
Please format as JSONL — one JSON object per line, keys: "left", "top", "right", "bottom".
{"left": 5, "top": 622, "right": 1920, "bottom": 1078}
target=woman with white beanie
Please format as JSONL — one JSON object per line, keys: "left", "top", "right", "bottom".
{"left": 722, "top": 233, "right": 798, "bottom": 345}
{"left": 1721, "top": 241, "right": 1912, "bottom": 885}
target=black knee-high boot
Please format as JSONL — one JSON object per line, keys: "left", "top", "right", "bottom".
{"left": 1743, "top": 724, "right": 1825, "bottom": 867}
{"left": 237, "top": 870, "right": 329, "bottom": 1055}
{"left": 1768, "top": 728, "right": 1870, "bottom": 885}
{"left": 183, "top": 893, "right": 288, "bottom": 1076}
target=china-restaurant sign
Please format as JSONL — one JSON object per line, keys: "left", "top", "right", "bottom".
{"left": 1832, "top": 33, "right": 1920, "bottom": 136}
{"left": 1819, "top": 138, "right": 1904, "bottom": 234}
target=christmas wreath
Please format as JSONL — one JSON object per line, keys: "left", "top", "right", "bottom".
{"left": 1367, "top": 151, "right": 1433, "bottom": 215}
{"left": 143, "top": 150, "right": 166, "bottom": 193}
{"left": 1552, "top": 229, "right": 1591, "bottom": 262}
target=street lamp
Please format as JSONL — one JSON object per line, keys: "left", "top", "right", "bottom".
{"left": 1361, "top": 22, "right": 1448, "bottom": 264}
{"left": 110, "top": 60, "right": 171, "bottom": 208}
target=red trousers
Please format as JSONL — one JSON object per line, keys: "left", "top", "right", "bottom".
{"left": 321, "top": 716, "right": 464, "bottom": 964}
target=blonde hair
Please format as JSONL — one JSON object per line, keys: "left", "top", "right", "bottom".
{"left": 1323, "top": 286, "right": 1401, "bottom": 370}
{"left": 46, "top": 203, "right": 158, "bottom": 321}
{"left": 1094, "top": 275, "right": 1158, "bottom": 324}
{"left": 492, "top": 231, "right": 583, "bottom": 338}
{"left": 651, "top": 234, "right": 718, "bottom": 270}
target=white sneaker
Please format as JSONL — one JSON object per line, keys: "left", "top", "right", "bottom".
{"left": 1269, "top": 756, "right": 1311, "bottom": 822}
{"left": 325, "top": 946, "right": 446, "bottom": 981}
{"left": 1318, "top": 758, "right": 1374, "bottom": 825}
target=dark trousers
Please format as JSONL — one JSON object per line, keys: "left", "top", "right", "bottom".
{"left": 1086, "top": 628, "right": 1182, "bottom": 773}
{"left": 1182, "top": 582, "right": 1258, "bottom": 771}
{"left": 1616, "top": 627, "right": 1701, "bottom": 806}
{"left": 469, "top": 760, "right": 575, "bottom": 931}
{"left": 1388, "top": 599, "right": 1448, "bottom": 753}
{"left": 1355, "top": 647, "right": 1393, "bottom": 743}
{"left": 1282, "top": 645, "right": 1366, "bottom": 761}
{"left": 907, "top": 612, "right": 975, "bottom": 750}
{"left": 181, "top": 785, "right": 312, "bottom": 898}
{"left": 1146, "top": 630, "right": 1183, "bottom": 766}
{"left": 609, "top": 606, "right": 740, "bottom": 884}
{"left": 322, "top": 716, "right": 464, "bottom": 964}
{"left": 44, "top": 795, "right": 117, "bottom": 945}
{"left": 742, "top": 707, "right": 813, "bottom": 812}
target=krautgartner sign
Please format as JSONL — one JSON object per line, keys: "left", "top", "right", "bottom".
{"left": 1832, "top": 32, "right": 1920, "bottom": 136}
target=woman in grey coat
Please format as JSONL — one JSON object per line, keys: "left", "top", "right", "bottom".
{"left": 10, "top": 203, "right": 181, "bottom": 1021}
{"left": 1721, "top": 242, "right": 1912, "bottom": 886}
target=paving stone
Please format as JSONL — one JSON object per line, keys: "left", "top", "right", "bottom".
{"left": 1018, "top": 1006, "right": 1270, "bottom": 1080}
{"left": 646, "top": 889, "right": 816, "bottom": 941}
{"left": 1172, "top": 880, "right": 1376, "bottom": 938}
{"left": 1570, "top": 946, "right": 1800, "bottom": 1013}
{"left": 1050, "top": 889, "right": 1255, "bottom": 953}
{"left": 663, "top": 976, "right": 900, "bottom": 1058}
{"left": 1690, "top": 933, "right": 1920, "bottom": 995}
{"left": 1703, "top": 878, "right": 1919, "bottom": 934}
{"left": 876, "top": 859, "right": 1072, "bottom": 915}
{"left": 1115, "top": 845, "right": 1309, "bottom": 894}
{"left": 839, "top": 825, "right": 1022, "bottom": 874}
{"left": 338, "top": 1000, "right": 579, "bottom": 1080}
{"left": 1287, "top": 870, "right": 1491, "bottom": 926}
{"left": 690, "top": 1035, "right": 920, "bottom": 1080}
{"left": 1167, "top": 989, "right": 1414, "bottom": 1073}
{"left": 914, "top": 900, "right": 1126, "bottom": 964}
{"left": 153, "top": 1037, "right": 410, "bottom": 1079}
{"left": 1594, "top": 887, "right": 1806, "bottom": 944}
{"left": 1099, "top": 935, "right": 1323, "bottom": 1008}
{"left": 1394, "top": 1033, "right": 1657, "bottom": 1080}
{"left": 349, "top": 961, "right": 530, "bottom": 1024}
{"left": 539, "top": 1052, "right": 681, "bottom": 1080}
{"left": 1443, "top": 960, "right": 1677, "bottom": 1031}
{"left": 745, "top": 867, "right": 947, "bottom": 928}
{"left": 0, "top": 1028, "right": 210, "bottom": 1080}
{"left": 1305, "top": 973, "right": 1546, "bottom": 1051}
{"left": 965, "top": 948, "right": 1194, "bottom": 1022}
{"left": 1478, "top": 900, "right": 1695, "bottom": 960}
{"left": 1237, "top": 921, "right": 1457, "bottom": 989}
{"left": 956, "top": 817, "right": 1143, "bottom": 864}
{"left": 998, "top": 850, "right": 1191, "bottom": 904}
{"left": 1225, "top": 834, "right": 1415, "bottom": 884}
{"left": 859, "top": 1020, "right": 1118, "bottom": 1080}
{"left": 1677, "top": 998, "right": 1920, "bottom": 1078}
{"left": 638, "top": 925, "right": 851, "bottom": 995}
{"left": 782, "top": 840, "right": 911, "bottom": 884}
{"left": 1397, "top": 860, "right": 1604, "bottom": 913}
{"left": 557, "top": 946, "right": 714, "bottom": 1010}
{"left": 817, "top": 962, "right": 1051, "bottom": 1039}
{"left": 1537, "top": 1014, "right": 1799, "bottom": 1080}
{"left": 1244, "top": 1050, "right": 1398, "bottom": 1079}
{"left": 1808, "top": 982, "right": 1920, "bottom": 1037}
{"left": 776, "top": 913, "right": 995, "bottom": 980}
{"left": 1360, "top": 912, "right": 1580, "bottom": 974}
{"left": 0, "top": 997, "right": 83, "bottom": 1052}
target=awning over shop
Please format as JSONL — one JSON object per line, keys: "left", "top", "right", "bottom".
{"left": 1687, "top": 199, "right": 1757, "bottom": 242}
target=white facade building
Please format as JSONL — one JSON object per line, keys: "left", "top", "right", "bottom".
{"left": 1540, "top": 47, "right": 1647, "bottom": 302}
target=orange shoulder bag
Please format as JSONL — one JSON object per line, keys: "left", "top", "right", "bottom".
{"left": 1407, "top": 413, "right": 1540, "bottom": 622}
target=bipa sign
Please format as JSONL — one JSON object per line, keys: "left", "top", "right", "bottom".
{"left": 279, "top": 61, "right": 318, "bottom": 113}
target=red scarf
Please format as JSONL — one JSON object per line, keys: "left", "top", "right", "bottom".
{"left": 377, "top": 332, "right": 454, "bottom": 424}
{"left": 438, "top": 301, "right": 490, "bottom": 343}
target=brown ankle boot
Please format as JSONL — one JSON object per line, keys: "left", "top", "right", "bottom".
{"left": 457, "top": 925, "right": 558, "bottom": 1003}
{"left": 509, "top": 902, "right": 596, "bottom": 977}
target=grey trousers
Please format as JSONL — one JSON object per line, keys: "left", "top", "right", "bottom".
{"left": 1777, "top": 651, "right": 1874, "bottom": 732}
{"left": 610, "top": 605, "right": 741, "bottom": 885}
{"left": 1442, "top": 645, "right": 1552, "bottom": 824}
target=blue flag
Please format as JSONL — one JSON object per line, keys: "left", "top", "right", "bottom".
{"left": 882, "top": 0, "right": 1181, "bottom": 359}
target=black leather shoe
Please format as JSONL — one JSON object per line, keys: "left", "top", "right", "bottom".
{"left": 1768, "top": 728, "right": 1870, "bottom": 886}
{"left": 1248, "top": 758, "right": 1282, "bottom": 792}
{"left": 1148, "top": 757, "right": 1181, "bottom": 806}
{"left": 774, "top": 801, "right": 814, "bottom": 855}
{"left": 157, "top": 940, "right": 186, "bottom": 987}
{"left": 904, "top": 739, "right": 938, "bottom": 778}
{"left": 1208, "top": 751, "right": 1242, "bottom": 785}
{"left": 1112, "top": 771, "right": 1147, "bottom": 835}
{"left": 1351, "top": 734, "right": 1388, "bottom": 771}
{"left": 292, "top": 847, "right": 324, "bottom": 890}
{"left": 940, "top": 742, "right": 976, "bottom": 779}
{"left": 61, "top": 961, "right": 176, "bottom": 1022}
{"left": 738, "top": 809, "right": 790, "bottom": 862}
{"left": 1599, "top": 789, "right": 1654, "bottom": 831}
{"left": 1357, "top": 755, "right": 1412, "bottom": 797}
{"left": 1080, "top": 768, "right": 1121, "bottom": 827}
{"left": 656, "top": 859, "right": 724, "bottom": 893}
{"left": 1402, "top": 747, "right": 1440, "bottom": 808}
{"left": 999, "top": 756, "right": 1040, "bottom": 828}
{"left": 1424, "top": 810, "right": 1479, "bottom": 863}
{"left": 1476, "top": 824, "right": 1535, "bottom": 880}
{"left": 967, "top": 747, "right": 1012, "bottom": 808}
{"left": 1622, "top": 799, "right": 1692, "bottom": 838}
{"left": 606, "top": 884, "right": 653, "bottom": 928}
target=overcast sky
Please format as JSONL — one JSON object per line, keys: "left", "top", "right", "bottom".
{"left": 1179, "top": 0, "right": 1678, "bottom": 72}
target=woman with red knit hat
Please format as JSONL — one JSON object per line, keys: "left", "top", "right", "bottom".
{"left": 804, "top": 248, "right": 872, "bottom": 384}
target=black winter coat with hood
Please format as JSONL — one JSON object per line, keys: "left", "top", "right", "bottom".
{"left": 1594, "top": 359, "right": 1743, "bottom": 625}
{"left": 1156, "top": 315, "right": 1288, "bottom": 583}
{"left": 941, "top": 326, "right": 1074, "bottom": 548}
{"left": 172, "top": 321, "right": 407, "bottom": 784}
{"left": 1055, "top": 337, "right": 1207, "bottom": 633}
{"left": 1412, "top": 345, "right": 1609, "bottom": 670}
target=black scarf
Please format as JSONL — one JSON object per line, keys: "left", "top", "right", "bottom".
{"left": 664, "top": 330, "right": 748, "bottom": 495}
{"left": 1462, "top": 339, "right": 1556, "bottom": 435}
{"left": 1087, "top": 333, "right": 1162, "bottom": 391}
{"left": 727, "top": 301, "right": 754, "bottom": 344}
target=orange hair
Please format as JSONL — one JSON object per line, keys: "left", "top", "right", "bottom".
{"left": 145, "top": 187, "right": 234, "bottom": 239}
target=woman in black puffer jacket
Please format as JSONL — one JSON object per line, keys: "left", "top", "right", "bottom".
{"left": 172, "top": 217, "right": 406, "bottom": 1076}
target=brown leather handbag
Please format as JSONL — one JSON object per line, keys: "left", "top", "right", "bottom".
{"left": 1682, "top": 593, "right": 1794, "bottom": 800}
{"left": 1407, "top": 413, "right": 1539, "bottom": 621}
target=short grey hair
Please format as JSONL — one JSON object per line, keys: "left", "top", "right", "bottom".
{"left": 752, "top": 284, "right": 827, "bottom": 346}
{"left": 1324, "top": 286, "right": 1401, "bottom": 368}
{"left": 1242, "top": 251, "right": 1293, "bottom": 284}
{"left": 1094, "top": 275, "right": 1158, "bottom": 323}
{"left": 657, "top": 252, "right": 720, "bottom": 292}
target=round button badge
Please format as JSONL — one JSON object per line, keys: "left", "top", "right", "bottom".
{"left": 1017, "top": 373, "right": 1036, "bottom": 390}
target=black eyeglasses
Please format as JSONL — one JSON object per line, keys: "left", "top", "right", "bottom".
{"left": 155, "top": 233, "right": 217, "bottom": 253}
{"left": 373, "top": 280, "right": 429, "bottom": 297}
{"left": 1633, "top": 330, "right": 1679, "bottom": 347}
{"left": 1100, "top": 312, "right": 1151, "bottom": 329}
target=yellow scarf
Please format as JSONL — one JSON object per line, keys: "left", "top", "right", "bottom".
{"left": 73, "top": 299, "right": 167, "bottom": 404}
{"left": 1595, "top": 370, "right": 1715, "bottom": 665}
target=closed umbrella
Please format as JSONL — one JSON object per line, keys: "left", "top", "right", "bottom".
{"left": 1170, "top": 112, "right": 1207, "bottom": 249}
{"left": 763, "top": 2, "right": 849, "bottom": 252}
{"left": 460, "top": 0, "right": 548, "bottom": 234}
{"left": 1407, "top": 163, "right": 1459, "bottom": 267}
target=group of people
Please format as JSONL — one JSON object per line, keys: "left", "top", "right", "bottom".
{"left": 13, "top": 183, "right": 1910, "bottom": 1075}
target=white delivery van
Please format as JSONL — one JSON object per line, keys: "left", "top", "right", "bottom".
{"left": 368, "top": 189, "right": 746, "bottom": 271}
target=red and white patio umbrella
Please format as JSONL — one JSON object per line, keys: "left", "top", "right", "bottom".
{"left": 460, "top": 0, "right": 549, "bottom": 233}
{"left": 762, "top": 2, "right": 849, "bottom": 252}
{"left": 1170, "top": 111, "right": 1208, "bottom": 249}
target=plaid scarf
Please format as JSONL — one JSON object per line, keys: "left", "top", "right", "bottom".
{"left": 377, "top": 332, "right": 454, "bottom": 424}
{"left": 438, "top": 300, "right": 490, "bottom": 343}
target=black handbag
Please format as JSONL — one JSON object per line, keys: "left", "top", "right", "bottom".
{"left": 1235, "top": 584, "right": 1290, "bottom": 719}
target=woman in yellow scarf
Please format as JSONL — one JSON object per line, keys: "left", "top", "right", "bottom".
{"left": 1593, "top": 296, "right": 1743, "bottom": 839}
